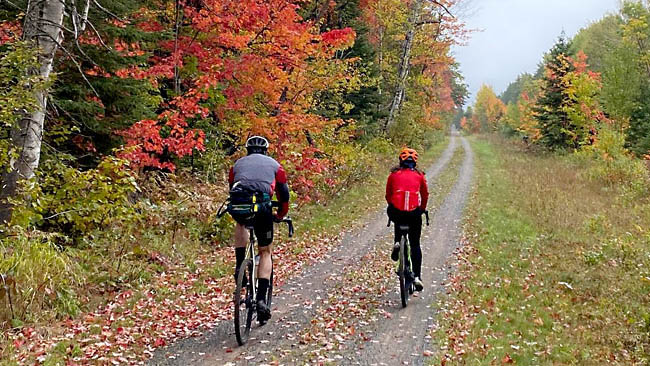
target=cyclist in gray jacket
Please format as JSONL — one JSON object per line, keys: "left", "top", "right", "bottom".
{"left": 228, "top": 136, "right": 290, "bottom": 323}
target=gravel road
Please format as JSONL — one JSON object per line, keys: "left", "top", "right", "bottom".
{"left": 148, "top": 130, "right": 473, "bottom": 366}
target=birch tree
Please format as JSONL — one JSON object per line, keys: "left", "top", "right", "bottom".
{"left": 384, "top": 0, "right": 423, "bottom": 131}
{"left": 383, "top": 0, "right": 458, "bottom": 132}
{"left": 0, "top": 0, "right": 67, "bottom": 225}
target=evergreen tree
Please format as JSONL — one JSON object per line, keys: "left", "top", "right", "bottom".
{"left": 626, "top": 85, "right": 650, "bottom": 155}
{"left": 534, "top": 35, "right": 577, "bottom": 149}
{"left": 500, "top": 73, "right": 534, "bottom": 105}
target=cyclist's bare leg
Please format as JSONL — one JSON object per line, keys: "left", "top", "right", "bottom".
{"left": 256, "top": 244, "right": 273, "bottom": 322}
{"left": 234, "top": 223, "right": 248, "bottom": 248}
{"left": 257, "top": 244, "right": 272, "bottom": 279}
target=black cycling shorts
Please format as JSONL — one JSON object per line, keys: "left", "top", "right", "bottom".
{"left": 387, "top": 204, "right": 422, "bottom": 245}
{"left": 232, "top": 204, "right": 274, "bottom": 247}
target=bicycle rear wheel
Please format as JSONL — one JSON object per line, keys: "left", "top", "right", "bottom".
{"left": 234, "top": 259, "right": 254, "bottom": 345}
{"left": 398, "top": 236, "right": 409, "bottom": 308}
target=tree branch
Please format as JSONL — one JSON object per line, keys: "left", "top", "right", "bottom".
{"left": 429, "top": 0, "right": 454, "bottom": 18}
{"left": 85, "top": 19, "right": 113, "bottom": 52}
{"left": 39, "top": 32, "right": 100, "bottom": 97}
{"left": 43, "top": 208, "right": 84, "bottom": 221}
{"left": 416, "top": 18, "right": 441, "bottom": 27}
{"left": 1, "top": 0, "right": 24, "bottom": 10}
{"left": 92, "top": 0, "right": 123, "bottom": 21}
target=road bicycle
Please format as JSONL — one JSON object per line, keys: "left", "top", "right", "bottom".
{"left": 217, "top": 200, "right": 294, "bottom": 346}
{"left": 388, "top": 210, "right": 429, "bottom": 307}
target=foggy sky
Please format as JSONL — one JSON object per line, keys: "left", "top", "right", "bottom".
{"left": 454, "top": 0, "right": 621, "bottom": 104}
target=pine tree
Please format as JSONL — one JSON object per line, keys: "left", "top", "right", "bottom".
{"left": 534, "top": 35, "right": 577, "bottom": 149}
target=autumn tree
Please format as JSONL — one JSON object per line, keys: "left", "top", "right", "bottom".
{"left": 500, "top": 73, "right": 534, "bottom": 105}
{"left": 0, "top": 0, "right": 174, "bottom": 224}
{"left": 570, "top": 1, "right": 650, "bottom": 156}
{"left": 361, "top": 0, "right": 468, "bottom": 132}
{"left": 503, "top": 91, "right": 540, "bottom": 140}
{"left": 472, "top": 84, "right": 505, "bottom": 131}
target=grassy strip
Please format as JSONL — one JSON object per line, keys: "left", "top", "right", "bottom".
{"left": 427, "top": 143, "right": 465, "bottom": 212}
{"left": 433, "top": 136, "right": 650, "bottom": 365}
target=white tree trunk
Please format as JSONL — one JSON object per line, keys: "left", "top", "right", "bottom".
{"left": 384, "top": 0, "right": 422, "bottom": 132}
{"left": 0, "top": 0, "right": 66, "bottom": 225}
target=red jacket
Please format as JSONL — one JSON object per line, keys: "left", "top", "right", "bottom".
{"left": 385, "top": 168, "right": 429, "bottom": 212}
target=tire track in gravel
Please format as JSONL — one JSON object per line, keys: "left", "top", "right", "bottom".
{"left": 148, "top": 133, "right": 460, "bottom": 366}
{"left": 346, "top": 133, "right": 474, "bottom": 366}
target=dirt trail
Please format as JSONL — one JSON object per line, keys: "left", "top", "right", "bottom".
{"left": 148, "top": 131, "right": 470, "bottom": 366}
{"left": 345, "top": 134, "right": 474, "bottom": 366}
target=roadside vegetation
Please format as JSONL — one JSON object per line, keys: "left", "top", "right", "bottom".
{"left": 439, "top": 4, "right": 650, "bottom": 362}
{"left": 434, "top": 137, "right": 650, "bottom": 365}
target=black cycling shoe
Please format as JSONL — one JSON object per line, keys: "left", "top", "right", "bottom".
{"left": 413, "top": 277, "right": 424, "bottom": 292}
{"left": 391, "top": 242, "right": 400, "bottom": 261}
{"left": 256, "top": 299, "right": 271, "bottom": 325}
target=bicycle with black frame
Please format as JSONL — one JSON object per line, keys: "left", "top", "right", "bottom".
{"left": 217, "top": 200, "right": 294, "bottom": 346}
{"left": 387, "top": 210, "right": 429, "bottom": 307}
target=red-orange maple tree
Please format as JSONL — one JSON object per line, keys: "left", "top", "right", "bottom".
{"left": 118, "top": 0, "right": 357, "bottom": 178}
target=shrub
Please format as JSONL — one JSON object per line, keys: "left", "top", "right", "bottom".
{"left": 10, "top": 155, "right": 140, "bottom": 241}
{"left": 576, "top": 125, "right": 649, "bottom": 196}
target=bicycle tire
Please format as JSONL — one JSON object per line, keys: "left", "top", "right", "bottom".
{"left": 399, "top": 236, "right": 408, "bottom": 308}
{"left": 234, "top": 259, "right": 254, "bottom": 345}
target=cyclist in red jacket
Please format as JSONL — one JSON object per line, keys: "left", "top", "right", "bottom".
{"left": 385, "top": 148, "right": 429, "bottom": 291}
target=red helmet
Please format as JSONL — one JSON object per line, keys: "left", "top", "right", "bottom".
{"left": 399, "top": 148, "right": 418, "bottom": 162}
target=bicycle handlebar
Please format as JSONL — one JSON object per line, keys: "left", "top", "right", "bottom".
{"left": 274, "top": 216, "right": 294, "bottom": 238}
{"left": 216, "top": 199, "right": 229, "bottom": 218}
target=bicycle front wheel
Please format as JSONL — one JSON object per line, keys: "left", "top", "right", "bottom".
{"left": 399, "top": 236, "right": 409, "bottom": 308}
{"left": 234, "top": 259, "right": 254, "bottom": 345}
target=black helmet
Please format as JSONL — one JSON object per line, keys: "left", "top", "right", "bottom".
{"left": 245, "top": 135, "right": 269, "bottom": 154}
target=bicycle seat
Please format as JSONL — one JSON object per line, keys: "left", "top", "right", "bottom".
{"left": 398, "top": 225, "right": 410, "bottom": 231}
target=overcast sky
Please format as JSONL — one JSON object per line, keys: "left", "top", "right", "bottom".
{"left": 454, "top": 0, "right": 621, "bottom": 104}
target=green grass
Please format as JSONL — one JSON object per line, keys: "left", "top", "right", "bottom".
{"left": 427, "top": 143, "right": 465, "bottom": 211}
{"left": 433, "top": 136, "right": 650, "bottom": 365}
